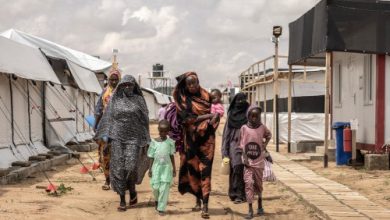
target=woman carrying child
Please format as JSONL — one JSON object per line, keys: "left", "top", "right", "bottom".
{"left": 239, "top": 106, "right": 271, "bottom": 219}
{"left": 148, "top": 120, "right": 176, "bottom": 216}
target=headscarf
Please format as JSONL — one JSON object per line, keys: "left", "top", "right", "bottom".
{"left": 227, "top": 92, "right": 249, "bottom": 129}
{"left": 102, "top": 69, "right": 122, "bottom": 108}
{"left": 246, "top": 105, "right": 262, "bottom": 129}
{"left": 173, "top": 72, "right": 211, "bottom": 123}
{"left": 95, "top": 75, "right": 149, "bottom": 146}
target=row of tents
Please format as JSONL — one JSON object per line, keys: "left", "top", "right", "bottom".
{"left": 0, "top": 29, "right": 170, "bottom": 173}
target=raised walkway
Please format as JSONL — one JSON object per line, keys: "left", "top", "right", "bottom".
{"left": 272, "top": 151, "right": 390, "bottom": 220}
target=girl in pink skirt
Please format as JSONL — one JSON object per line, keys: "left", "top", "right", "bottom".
{"left": 239, "top": 106, "right": 271, "bottom": 219}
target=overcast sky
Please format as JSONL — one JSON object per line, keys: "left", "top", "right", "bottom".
{"left": 0, "top": 0, "right": 320, "bottom": 88}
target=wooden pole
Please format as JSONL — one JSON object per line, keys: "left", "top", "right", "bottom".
{"left": 274, "top": 39, "right": 280, "bottom": 152}
{"left": 324, "top": 52, "right": 331, "bottom": 168}
{"left": 288, "top": 65, "right": 292, "bottom": 153}
{"left": 263, "top": 61, "right": 267, "bottom": 125}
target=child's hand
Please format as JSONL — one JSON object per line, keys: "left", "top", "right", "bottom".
{"left": 148, "top": 170, "right": 152, "bottom": 178}
{"left": 173, "top": 170, "right": 177, "bottom": 177}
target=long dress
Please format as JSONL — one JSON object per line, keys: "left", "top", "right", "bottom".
{"left": 239, "top": 124, "right": 271, "bottom": 203}
{"left": 95, "top": 75, "right": 150, "bottom": 196}
{"left": 222, "top": 120, "right": 246, "bottom": 201}
{"left": 147, "top": 138, "right": 175, "bottom": 211}
{"left": 174, "top": 72, "right": 219, "bottom": 204}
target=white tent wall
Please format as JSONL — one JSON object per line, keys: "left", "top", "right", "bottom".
{"left": 29, "top": 81, "right": 44, "bottom": 143}
{"left": 0, "top": 74, "right": 12, "bottom": 147}
{"left": 143, "top": 91, "right": 158, "bottom": 120}
{"left": 11, "top": 79, "right": 30, "bottom": 144}
{"left": 45, "top": 84, "right": 77, "bottom": 147}
{"left": 265, "top": 113, "right": 325, "bottom": 143}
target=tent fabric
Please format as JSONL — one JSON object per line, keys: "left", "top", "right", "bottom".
{"left": 0, "top": 74, "right": 12, "bottom": 147}
{"left": 264, "top": 113, "right": 325, "bottom": 143}
{"left": 67, "top": 60, "right": 102, "bottom": 94}
{"left": 142, "top": 87, "right": 171, "bottom": 104}
{"left": 1, "top": 29, "right": 111, "bottom": 72}
{"left": 288, "top": 0, "right": 390, "bottom": 66}
{"left": 0, "top": 36, "right": 60, "bottom": 84}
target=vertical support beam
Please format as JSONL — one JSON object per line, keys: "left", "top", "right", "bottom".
{"left": 9, "top": 75, "right": 15, "bottom": 146}
{"left": 27, "top": 80, "right": 32, "bottom": 142}
{"left": 263, "top": 62, "right": 267, "bottom": 125}
{"left": 376, "top": 54, "right": 385, "bottom": 152}
{"left": 324, "top": 52, "right": 332, "bottom": 168}
{"left": 42, "top": 82, "right": 47, "bottom": 147}
{"left": 274, "top": 43, "right": 280, "bottom": 152}
{"left": 304, "top": 61, "right": 307, "bottom": 81}
{"left": 288, "top": 65, "right": 292, "bottom": 153}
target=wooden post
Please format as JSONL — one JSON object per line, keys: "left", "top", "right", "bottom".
{"left": 274, "top": 42, "right": 280, "bottom": 152}
{"left": 263, "top": 62, "right": 267, "bottom": 125}
{"left": 324, "top": 52, "right": 332, "bottom": 168}
{"left": 288, "top": 65, "right": 292, "bottom": 153}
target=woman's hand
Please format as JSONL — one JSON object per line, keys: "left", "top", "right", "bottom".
{"left": 210, "top": 113, "right": 220, "bottom": 125}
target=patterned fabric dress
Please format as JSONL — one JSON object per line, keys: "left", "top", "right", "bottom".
{"left": 239, "top": 124, "right": 271, "bottom": 203}
{"left": 95, "top": 75, "right": 150, "bottom": 195}
{"left": 94, "top": 70, "right": 121, "bottom": 180}
{"left": 173, "top": 72, "right": 219, "bottom": 204}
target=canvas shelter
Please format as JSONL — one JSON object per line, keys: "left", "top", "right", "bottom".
{"left": 141, "top": 87, "right": 171, "bottom": 120}
{"left": 0, "top": 36, "right": 61, "bottom": 169}
{"left": 288, "top": 0, "right": 390, "bottom": 165}
{"left": 1, "top": 29, "right": 110, "bottom": 147}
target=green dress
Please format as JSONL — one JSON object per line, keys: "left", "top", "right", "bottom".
{"left": 147, "top": 138, "right": 175, "bottom": 211}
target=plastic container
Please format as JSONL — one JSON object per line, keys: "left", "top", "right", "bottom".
{"left": 332, "top": 122, "right": 352, "bottom": 165}
{"left": 220, "top": 157, "right": 230, "bottom": 175}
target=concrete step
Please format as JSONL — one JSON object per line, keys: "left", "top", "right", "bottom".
{"left": 316, "top": 146, "right": 336, "bottom": 161}
{"left": 304, "top": 153, "right": 324, "bottom": 161}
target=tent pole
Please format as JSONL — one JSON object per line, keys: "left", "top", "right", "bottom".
{"left": 274, "top": 43, "right": 280, "bottom": 152}
{"left": 42, "top": 82, "right": 47, "bottom": 147}
{"left": 288, "top": 65, "right": 292, "bottom": 153}
{"left": 9, "top": 75, "right": 16, "bottom": 146}
{"left": 324, "top": 52, "right": 331, "bottom": 168}
{"left": 263, "top": 62, "right": 267, "bottom": 125}
{"left": 27, "top": 80, "right": 32, "bottom": 142}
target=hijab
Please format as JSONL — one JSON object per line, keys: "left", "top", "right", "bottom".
{"left": 227, "top": 92, "right": 249, "bottom": 129}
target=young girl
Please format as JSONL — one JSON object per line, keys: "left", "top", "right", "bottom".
{"left": 240, "top": 106, "right": 271, "bottom": 219}
{"left": 211, "top": 89, "right": 225, "bottom": 117}
{"left": 148, "top": 120, "right": 176, "bottom": 215}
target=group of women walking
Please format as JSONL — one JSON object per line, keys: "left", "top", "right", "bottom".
{"left": 93, "top": 69, "right": 271, "bottom": 219}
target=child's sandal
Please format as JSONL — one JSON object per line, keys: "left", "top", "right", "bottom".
{"left": 117, "top": 205, "right": 126, "bottom": 212}
{"left": 244, "top": 212, "right": 253, "bottom": 219}
{"left": 257, "top": 208, "right": 264, "bottom": 215}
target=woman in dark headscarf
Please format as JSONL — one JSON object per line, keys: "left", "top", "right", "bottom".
{"left": 174, "top": 72, "right": 220, "bottom": 219}
{"left": 222, "top": 92, "right": 250, "bottom": 204}
{"left": 95, "top": 75, "right": 150, "bottom": 212}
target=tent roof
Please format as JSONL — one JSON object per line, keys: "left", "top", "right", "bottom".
{"left": 142, "top": 87, "right": 171, "bottom": 105}
{"left": 288, "top": 0, "right": 390, "bottom": 66}
{"left": 1, "top": 29, "right": 108, "bottom": 93}
{"left": 1, "top": 29, "right": 111, "bottom": 72}
{"left": 0, "top": 36, "right": 60, "bottom": 83}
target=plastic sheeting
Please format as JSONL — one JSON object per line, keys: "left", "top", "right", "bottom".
{"left": 0, "top": 74, "right": 12, "bottom": 147}
{"left": 264, "top": 113, "right": 325, "bottom": 143}
{"left": 288, "top": 0, "right": 390, "bottom": 66}
{"left": 67, "top": 61, "right": 102, "bottom": 94}
{"left": 0, "top": 36, "right": 60, "bottom": 84}
{"left": 1, "top": 29, "right": 111, "bottom": 72}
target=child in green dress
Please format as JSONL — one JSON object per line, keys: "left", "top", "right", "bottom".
{"left": 148, "top": 119, "right": 177, "bottom": 215}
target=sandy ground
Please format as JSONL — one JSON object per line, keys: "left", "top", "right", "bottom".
{"left": 298, "top": 160, "right": 390, "bottom": 210}
{"left": 0, "top": 120, "right": 320, "bottom": 220}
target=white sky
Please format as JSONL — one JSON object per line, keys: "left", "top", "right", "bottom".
{"left": 0, "top": 0, "right": 320, "bottom": 88}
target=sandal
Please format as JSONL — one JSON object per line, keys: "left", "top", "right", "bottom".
{"left": 201, "top": 211, "right": 210, "bottom": 219}
{"left": 257, "top": 208, "right": 264, "bottom": 215}
{"left": 102, "top": 184, "right": 110, "bottom": 190}
{"left": 117, "top": 205, "right": 127, "bottom": 212}
{"left": 192, "top": 204, "right": 201, "bottom": 212}
{"left": 244, "top": 212, "right": 253, "bottom": 219}
{"left": 129, "top": 196, "right": 138, "bottom": 206}
{"left": 233, "top": 198, "right": 244, "bottom": 204}
{"left": 158, "top": 211, "right": 165, "bottom": 216}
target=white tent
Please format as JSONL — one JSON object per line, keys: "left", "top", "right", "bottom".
{"left": 1, "top": 29, "right": 110, "bottom": 147}
{"left": 142, "top": 88, "right": 171, "bottom": 120}
{"left": 0, "top": 37, "right": 60, "bottom": 169}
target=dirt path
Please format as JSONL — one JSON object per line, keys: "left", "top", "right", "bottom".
{"left": 0, "top": 120, "right": 320, "bottom": 220}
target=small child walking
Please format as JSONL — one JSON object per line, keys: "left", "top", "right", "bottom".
{"left": 148, "top": 120, "right": 176, "bottom": 215}
{"left": 239, "top": 106, "right": 272, "bottom": 219}
{"left": 211, "top": 89, "right": 225, "bottom": 117}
